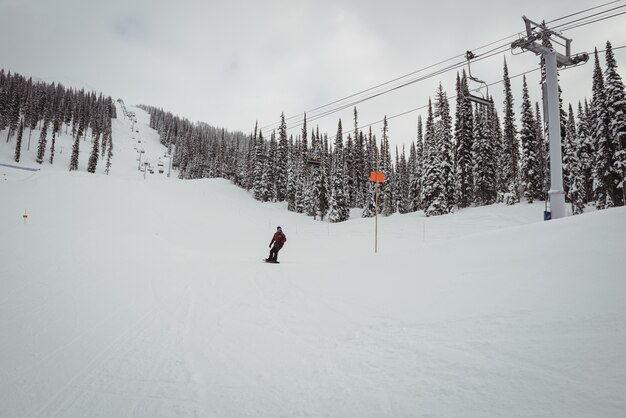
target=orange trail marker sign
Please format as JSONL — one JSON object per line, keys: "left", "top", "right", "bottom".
{"left": 370, "top": 171, "right": 384, "bottom": 183}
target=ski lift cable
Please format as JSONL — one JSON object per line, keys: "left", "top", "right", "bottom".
{"left": 260, "top": 4, "right": 624, "bottom": 137}
{"left": 259, "top": 36, "right": 519, "bottom": 132}
{"left": 546, "top": 0, "right": 624, "bottom": 25}
{"left": 259, "top": 1, "right": 624, "bottom": 134}
{"left": 550, "top": 3, "right": 626, "bottom": 31}
{"left": 297, "top": 45, "right": 510, "bottom": 128}
{"left": 324, "top": 44, "right": 623, "bottom": 143}
{"left": 557, "top": 10, "right": 626, "bottom": 32}
{"left": 265, "top": 44, "right": 510, "bottom": 136}
{"left": 303, "top": 10, "right": 621, "bottom": 132}
{"left": 259, "top": 34, "right": 524, "bottom": 132}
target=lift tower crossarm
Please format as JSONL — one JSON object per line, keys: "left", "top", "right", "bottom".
{"left": 511, "top": 16, "right": 589, "bottom": 67}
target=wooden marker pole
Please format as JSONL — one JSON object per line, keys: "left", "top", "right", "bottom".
{"left": 375, "top": 182, "right": 378, "bottom": 253}
{"left": 370, "top": 169, "right": 384, "bottom": 254}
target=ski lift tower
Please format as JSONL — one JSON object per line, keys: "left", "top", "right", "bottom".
{"left": 511, "top": 16, "right": 588, "bottom": 219}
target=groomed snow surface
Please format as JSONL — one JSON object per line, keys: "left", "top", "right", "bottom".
{"left": 1, "top": 106, "right": 625, "bottom": 417}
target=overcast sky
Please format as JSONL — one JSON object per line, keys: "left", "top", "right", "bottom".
{"left": 1, "top": 0, "right": 625, "bottom": 148}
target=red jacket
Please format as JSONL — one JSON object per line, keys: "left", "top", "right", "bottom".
{"left": 270, "top": 231, "right": 287, "bottom": 249}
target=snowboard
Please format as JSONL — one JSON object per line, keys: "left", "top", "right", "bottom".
{"left": 263, "top": 259, "right": 280, "bottom": 264}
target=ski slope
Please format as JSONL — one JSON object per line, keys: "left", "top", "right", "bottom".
{"left": 1, "top": 106, "right": 625, "bottom": 417}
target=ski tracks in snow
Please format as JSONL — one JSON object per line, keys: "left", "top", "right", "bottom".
{"left": 27, "top": 275, "right": 206, "bottom": 417}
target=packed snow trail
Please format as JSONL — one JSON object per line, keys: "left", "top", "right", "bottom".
{"left": 1, "top": 105, "right": 625, "bottom": 417}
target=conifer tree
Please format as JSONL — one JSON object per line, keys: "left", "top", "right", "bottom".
{"left": 434, "top": 83, "right": 454, "bottom": 211}
{"left": 87, "top": 131, "right": 100, "bottom": 173}
{"left": 286, "top": 138, "right": 298, "bottom": 212}
{"left": 252, "top": 124, "right": 265, "bottom": 200}
{"left": 380, "top": 117, "right": 395, "bottom": 216}
{"left": 345, "top": 133, "right": 356, "bottom": 207}
{"left": 501, "top": 58, "right": 520, "bottom": 203}
{"left": 407, "top": 141, "right": 419, "bottom": 212}
{"left": 413, "top": 116, "right": 424, "bottom": 210}
{"left": 328, "top": 119, "right": 350, "bottom": 222}
{"left": 14, "top": 119, "right": 24, "bottom": 162}
{"left": 105, "top": 131, "right": 113, "bottom": 175}
{"left": 49, "top": 131, "right": 57, "bottom": 164}
{"left": 362, "top": 128, "right": 378, "bottom": 217}
{"left": 353, "top": 108, "right": 367, "bottom": 208}
{"left": 276, "top": 113, "right": 288, "bottom": 201}
{"left": 472, "top": 103, "right": 497, "bottom": 205}
{"left": 564, "top": 104, "right": 585, "bottom": 214}
{"left": 519, "top": 76, "right": 541, "bottom": 203}
{"left": 35, "top": 93, "right": 51, "bottom": 164}
{"left": 421, "top": 99, "right": 446, "bottom": 216}
{"left": 535, "top": 102, "right": 548, "bottom": 199}
{"left": 454, "top": 71, "right": 474, "bottom": 208}
{"left": 591, "top": 48, "right": 613, "bottom": 209}
{"left": 397, "top": 146, "right": 410, "bottom": 214}
{"left": 69, "top": 134, "right": 80, "bottom": 171}
{"left": 576, "top": 101, "right": 594, "bottom": 203}
{"left": 604, "top": 41, "right": 626, "bottom": 206}
{"left": 5, "top": 78, "right": 20, "bottom": 141}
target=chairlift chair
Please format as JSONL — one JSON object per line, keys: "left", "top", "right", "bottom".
{"left": 464, "top": 51, "right": 491, "bottom": 106}
{"left": 306, "top": 157, "right": 322, "bottom": 167}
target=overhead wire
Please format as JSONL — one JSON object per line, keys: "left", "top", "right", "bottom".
{"left": 546, "top": 0, "right": 624, "bottom": 24}
{"left": 557, "top": 10, "right": 626, "bottom": 31}
{"left": 326, "top": 44, "right": 625, "bottom": 142}
{"left": 258, "top": 1, "right": 626, "bottom": 137}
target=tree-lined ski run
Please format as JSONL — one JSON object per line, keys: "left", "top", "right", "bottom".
{"left": 138, "top": 41, "right": 626, "bottom": 220}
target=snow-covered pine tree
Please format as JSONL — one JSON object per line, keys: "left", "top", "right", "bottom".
{"left": 14, "top": 119, "right": 24, "bottom": 162}
{"left": 343, "top": 133, "right": 353, "bottom": 207}
{"left": 500, "top": 58, "right": 520, "bottom": 204}
{"left": 535, "top": 102, "right": 548, "bottom": 200}
{"left": 576, "top": 101, "right": 594, "bottom": 203}
{"left": 397, "top": 146, "right": 411, "bottom": 214}
{"left": 591, "top": 48, "right": 614, "bottom": 209}
{"left": 252, "top": 124, "right": 266, "bottom": 200}
{"left": 328, "top": 119, "right": 350, "bottom": 222}
{"left": 454, "top": 71, "right": 474, "bottom": 208}
{"left": 87, "top": 131, "right": 100, "bottom": 173}
{"left": 362, "top": 128, "right": 378, "bottom": 218}
{"left": 434, "top": 83, "right": 454, "bottom": 212}
{"left": 380, "top": 116, "right": 396, "bottom": 216}
{"left": 276, "top": 113, "right": 288, "bottom": 201}
{"left": 353, "top": 107, "right": 367, "bottom": 208}
{"left": 35, "top": 92, "right": 51, "bottom": 164}
{"left": 564, "top": 104, "right": 585, "bottom": 214}
{"left": 286, "top": 136, "right": 298, "bottom": 212}
{"left": 519, "top": 75, "right": 541, "bottom": 203}
{"left": 105, "top": 130, "right": 113, "bottom": 175}
{"left": 407, "top": 141, "right": 418, "bottom": 212}
{"left": 49, "top": 130, "right": 57, "bottom": 164}
{"left": 24, "top": 89, "right": 37, "bottom": 151}
{"left": 413, "top": 116, "right": 424, "bottom": 210}
{"left": 604, "top": 40, "right": 626, "bottom": 206}
{"left": 421, "top": 99, "right": 447, "bottom": 216}
{"left": 5, "top": 76, "right": 21, "bottom": 142}
{"left": 0, "top": 71, "right": 7, "bottom": 132}
{"left": 472, "top": 103, "right": 497, "bottom": 205}
{"left": 69, "top": 133, "right": 80, "bottom": 171}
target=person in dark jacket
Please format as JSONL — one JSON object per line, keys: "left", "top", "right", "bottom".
{"left": 266, "top": 226, "right": 287, "bottom": 262}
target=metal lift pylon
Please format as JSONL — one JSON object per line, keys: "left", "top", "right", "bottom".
{"left": 511, "top": 16, "right": 589, "bottom": 220}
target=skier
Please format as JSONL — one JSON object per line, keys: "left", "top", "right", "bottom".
{"left": 266, "top": 226, "right": 287, "bottom": 263}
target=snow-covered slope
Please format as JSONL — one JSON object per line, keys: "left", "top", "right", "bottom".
{"left": 0, "top": 102, "right": 170, "bottom": 181}
{"left": 1, "top": 107, "right": 625, "bottom": 417}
